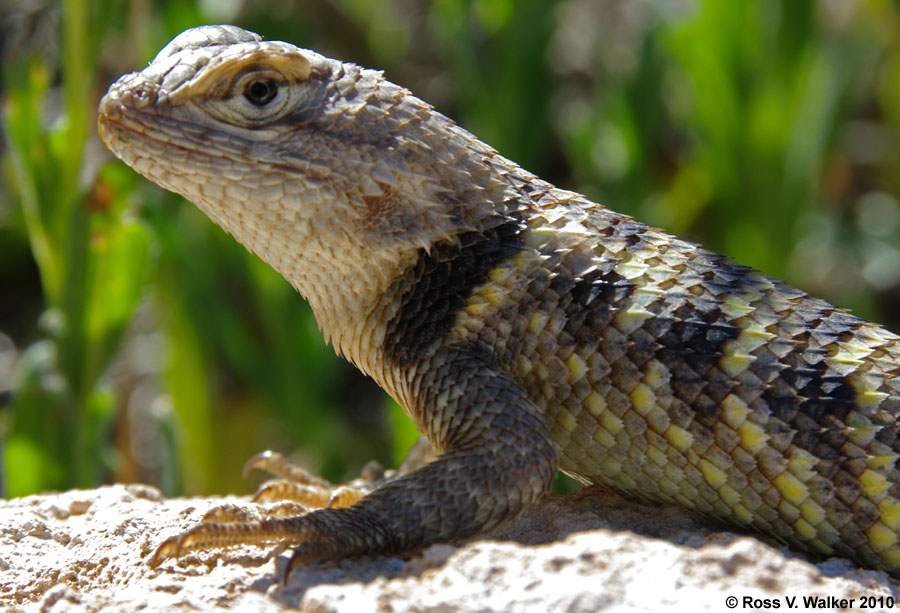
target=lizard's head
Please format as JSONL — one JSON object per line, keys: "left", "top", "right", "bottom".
{"left": 99, "top": 25, "right": 509, "bottom": 344}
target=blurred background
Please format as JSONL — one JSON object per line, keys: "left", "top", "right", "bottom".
{"left": 1, "top": 0, "right": 899, "bottom": 498}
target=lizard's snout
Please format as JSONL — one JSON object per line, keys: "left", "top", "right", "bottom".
{"left": 98, "top": 73, "right": 161, "bottom": 152}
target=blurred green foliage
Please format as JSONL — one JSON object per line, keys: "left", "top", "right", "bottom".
{"left": 1, "top": 0, "right": 899, "bottom": 498}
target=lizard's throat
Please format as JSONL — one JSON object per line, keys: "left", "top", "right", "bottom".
{"left": 228, "top": 216, "right": 407, "bottom": 375}
{"left": 189, "top": 192, "right": 416, "bottom": 374}
{"left": 291, "top": 251, "right": 405, "bottom": 377}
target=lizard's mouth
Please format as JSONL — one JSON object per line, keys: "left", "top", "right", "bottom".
{"left": 98, "top": 83, "right": 211, "bottom": 205}
{"left": 99, "top": 76, "right": 244, "bottom": 188}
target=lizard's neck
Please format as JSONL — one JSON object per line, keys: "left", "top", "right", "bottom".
{"left": 199, "top": 196, "right": 416, "bottom": 374}
{"left": 183, "top": 62, "right": 535, "bottom": 377}
{"left": 290, "top": 237, "right": 417, "bottom": 377}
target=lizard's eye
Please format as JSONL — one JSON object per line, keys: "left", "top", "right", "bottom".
{"left": 244, "top": 78, "right": 278, "bottom": 106}
{"left": 206, "top": 63, "right": 304, "bottom": 127}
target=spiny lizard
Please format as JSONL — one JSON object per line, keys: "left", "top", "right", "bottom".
{"left": 99, "top": 25, "right": 900, "bottom": 577}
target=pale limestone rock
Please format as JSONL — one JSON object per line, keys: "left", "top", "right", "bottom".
{"left": 0, "top": 484, "right": 896, "bottom": 612}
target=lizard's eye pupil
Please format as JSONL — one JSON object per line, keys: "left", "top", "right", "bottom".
{"left": 244, "top": 79, "right": 278, "bottom": 106}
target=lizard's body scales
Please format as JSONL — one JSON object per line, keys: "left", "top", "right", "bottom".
{"left": 99, "top": 25, "right": 900, "bottom": 574}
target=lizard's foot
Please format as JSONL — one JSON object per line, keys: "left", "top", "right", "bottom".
{"left": 150, "top": 499, "right": 399, "bottom": 582}
{"left": 148, "top": 350, "right": 557, "bottom": 579}
{"left": 149, "top": 450, "right": 379, "bottom": 569}
{"left": 245, "top": 450, "right": 377, "bottom": 508}
{"left": 149, "top": 505, "right": 307, "bottom": 568}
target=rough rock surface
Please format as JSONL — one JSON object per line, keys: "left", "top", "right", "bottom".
{"left": 1, "top": 483, "right": 898, "bottom": 612}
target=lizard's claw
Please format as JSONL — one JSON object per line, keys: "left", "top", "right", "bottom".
{"left": 243, "top": 450, "right": 333, "bottom": 488}
{"left": 149, "top": 451, "right": 373, "bottom": 573}
{"left": 149, "top": 534, "right": 180, "bottom": 568}
{"left": 152, "top": 508, "right": 389, "bottom": 581}
{"left": 246, "top": 449, "right": 369, "bottom": 507}
{"left": 282, "top": 540, "right": 350, "bottom": 582}
{"left": 150, "top": 515, "right": 316, "bottom": 569}
{"left": 149, "top": 520, "right": 284, "bottom": 568}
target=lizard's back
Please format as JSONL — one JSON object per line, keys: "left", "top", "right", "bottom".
{"left": 427, "top": 175, "right": 900, "bottom": 569}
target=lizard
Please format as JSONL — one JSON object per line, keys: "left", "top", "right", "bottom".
{"left": 98, "top": 24, "right": 900, "bottom": 578}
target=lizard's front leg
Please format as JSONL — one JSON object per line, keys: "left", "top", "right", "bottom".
{"left": 150, "top": 349, "right": 557, "bottom": 577}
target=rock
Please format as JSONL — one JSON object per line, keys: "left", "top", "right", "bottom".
{"left": 1, "top": 484, "right": 897, "bottom": 611}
